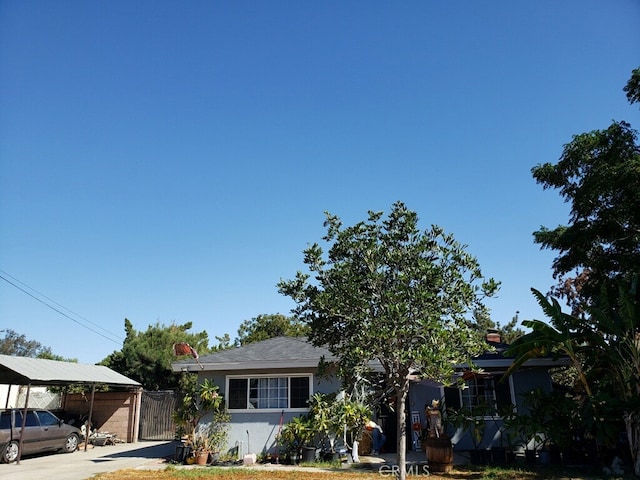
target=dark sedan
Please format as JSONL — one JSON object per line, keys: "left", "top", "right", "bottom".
{"left": 0, "top": 409, "right": 81, "bottom": 463}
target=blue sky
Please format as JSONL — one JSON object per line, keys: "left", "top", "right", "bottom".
{"left": 1, "top": 1, "right": 639, "bottom": 364}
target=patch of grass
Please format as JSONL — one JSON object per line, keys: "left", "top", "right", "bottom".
{"left": 92, "top": 468, "right": 381, "bottom": 480}
{"left": 91, "top": 463, "right": 637, "bottom": 480}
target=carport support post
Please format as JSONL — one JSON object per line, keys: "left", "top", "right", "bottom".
{"left": 16, "top": 383, "right": 31, "bottom": 465}
{"left": 4, "top": 384, "right": 11, "bottom": 408}
{"left": 85, "top": 383, "right": 96, "bottom": 452}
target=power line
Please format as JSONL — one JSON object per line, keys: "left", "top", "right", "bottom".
{"left": 0, "top": 269, "right": 123, "bottom": 346}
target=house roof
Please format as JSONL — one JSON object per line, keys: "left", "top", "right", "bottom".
{"left": 0, "top": 354, "right": 141, "bottom": 387}
{"left": 458, "top": 339, "right": 571, "bottom": 370}
{"left": 171, "top": 336, "right": 334, "bottom": 372}
{"left": 171, "top": 335, "right": 568, "bottom": 374}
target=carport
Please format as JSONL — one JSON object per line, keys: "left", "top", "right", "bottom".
{"left": 0, "top": 354, "right": 142, "bottom": 464}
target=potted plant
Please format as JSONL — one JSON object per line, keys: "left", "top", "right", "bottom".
{"left": 489, "top": 408, "right": 507, "bottom": 465}
{"left": 308, "top": 392, "right": 341, "bottom": 460}
{"left": 278, "top": 414, "right": 315, "bottom": 464}
{"left": 308, "top": 392, "right": 370, "bottom": 461}
{"left": 519, "top": 388, "right": 552, "bottom": 464}
{"left": 544, "top": 391, "right": 577, "bottom": 465}
{"left": 449, "top": 403, "right": 490, "bottom": 465}
{"left": 424, "top": 400, "right": 454, "bottom": 473}
{"left": 499, "top": 408, "right": 524, "bottom": 464}
{"left": 172, "top": 379, "right": 228, "bottom": 464}
{"left": 192, "top": 427, "right": 214, "bottom": 465}
{"left": 515, "top": 412, "right": 545, "bottom": 464}
{"left": 337, "top": 397, "right": 371, "bottom": 461}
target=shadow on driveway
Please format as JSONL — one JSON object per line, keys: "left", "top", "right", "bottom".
{"left": 95, "top": 441, "right": 178, "bottom": 460}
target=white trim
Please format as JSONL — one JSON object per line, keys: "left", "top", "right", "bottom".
{"left": 174, "top": 360, "right": 324, "bottom": 372}
{"left": 456, "top": 373, "right": 515, "bottom": 418}
{"left": 225, "top": 373, "right": 313, "bottom": 413}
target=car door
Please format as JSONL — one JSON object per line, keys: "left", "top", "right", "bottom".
{"left": 36, "top": 410, "right": 64, "bottom": 451}
{"left": 13, "top": 410, "right": 45, "bottom": 455}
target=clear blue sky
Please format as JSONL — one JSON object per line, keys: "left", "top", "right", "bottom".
{"left": 1, "top": 1, "right": 639, "bottom": 364}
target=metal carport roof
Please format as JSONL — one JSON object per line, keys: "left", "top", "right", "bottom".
{"left": 0, "top": 354, "right": 140, "bottom": 387}
{"left": 0, "top": 354, "right": 141, "bottom": 464}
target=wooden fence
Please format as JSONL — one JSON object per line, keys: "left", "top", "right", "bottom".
{"left": 138, "top": 390, "right": 180, "bottom": 441}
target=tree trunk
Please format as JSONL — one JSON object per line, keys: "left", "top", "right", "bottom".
{"left": 395, "top": 379, "right": 410, "bottom": 480}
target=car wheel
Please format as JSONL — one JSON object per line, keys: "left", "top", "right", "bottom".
{"left": 2, "top": 441, "right": 19, "bottom": 463}
{"left": 63, "top": 433, "right": 79, "bottom": 453}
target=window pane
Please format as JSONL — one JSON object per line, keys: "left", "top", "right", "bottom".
{"left": 444, "top": 387, "right": 461, "bottom": 411}
{"left": 37, "top": 411, "right": 59, "bottom": 426}
{"left": 0, "top": 412, "right": 10, "bottom": 429}
{"left": 247, "top": 376, "right": 289, "bottom": 409}
{"left": 495, "top": 378, "right": 512, "bottom": 411}
{"left": 290, "top": 377, "right": 309, "bottom": 409}
{"left": 229, "top": 378, "right": 248, "bottom": 409}
{"left": 25, "top": 411, "right": 39, "bottom": 427}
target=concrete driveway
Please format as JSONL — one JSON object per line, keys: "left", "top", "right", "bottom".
{"left": 0, "top": 440, "right": 177, "bottom": 480}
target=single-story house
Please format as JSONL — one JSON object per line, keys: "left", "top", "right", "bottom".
{"left": 171, "top": 334, "right": 568, "bottom": 456}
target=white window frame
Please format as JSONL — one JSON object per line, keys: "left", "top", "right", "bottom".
{"left": 455, "top": 373, "right": 516, "bottom": 418}
{"left": 461, "top": 376, "right": 497, "bottom": 412}
{"left": 225, "top": 374, "right": 313, "bottom": 413}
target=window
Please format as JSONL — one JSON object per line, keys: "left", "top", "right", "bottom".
{"left": 37, "top": 410, "right": 59, "bottom": 427}
{"left": 25, "top": 411, "right": 39, "bottom": 427}
{"left": 461, "top": 377, "right": 497, "bottom": 410}
{"left": 227, "top": 375, "right": 311, "bottom": 411}
{"left": 0, "top": 412, "right": 10, "bottom": 429}
{"left": 444, "top": 373, "right": 513, "bottom": 415}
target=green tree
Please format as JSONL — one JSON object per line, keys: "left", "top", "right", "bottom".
{"left": 624, "top": 66, "right": 640, "bottom": 107}
{"left": 101, "top": 319, "right": 212, "bottom": 391}
{"left": 235, "top": 313, "right": 309, "bottom": 346}
{"left": 505, "top": 289, "right": 593, "bottom": 396}
{"left": 278, "top": 202, "right": 498, "bottom": 480}
{"left": 0, "top": 329, "right": 74, "bottom": 360}
{"left": 471, "top": 309, "right": 524, "bottom": 345}
{"left": 532, "top": 67, "right": 640, "bottom": 312}
{"left": 506, "top": 282, "right": 640, "bottom": 474}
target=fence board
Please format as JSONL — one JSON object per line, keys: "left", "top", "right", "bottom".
{"left": 139, "top": 390, "right": 179, "bottom": 441}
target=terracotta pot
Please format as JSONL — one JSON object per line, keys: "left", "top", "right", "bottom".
{"left": 195, "top": 451, "right": 209, "bottom": 465}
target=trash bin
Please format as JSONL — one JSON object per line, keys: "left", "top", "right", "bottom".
{"left": 302, "top": 446, "right": 316, "bottom": 462}
{"left": 175, "top": 444, "right": 192, "bottom": 463}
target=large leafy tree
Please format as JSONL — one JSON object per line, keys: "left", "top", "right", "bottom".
{"left": 278, "top": 201, "right": 498, "bottom": 480}
{"left": 101, "top": 319, "right": 215, "bottom": 391}
{"left": 532, "top": 67, "right": 640, "bottom": 312}
{"left": 235, "top": 313, "right": 309, "bottom": 346}
{"left": 471, "top": 309, "right": 524, "bottom": 345}
{"left": 0, "top": 329, "right": 74, "bottom": 360}
{"left": 506, "top": 281, "right": 640, "bottom": 474}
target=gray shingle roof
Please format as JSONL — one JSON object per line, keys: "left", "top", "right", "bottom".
{"left": 172, "top": 336, "right": 334, "bottom": 372}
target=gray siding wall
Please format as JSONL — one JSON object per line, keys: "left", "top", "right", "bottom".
{"left": 409, "top": 369, "right": 554, "bottom": 451}
{"left": 197, "top": 368, "right": 340, "bottom": 457}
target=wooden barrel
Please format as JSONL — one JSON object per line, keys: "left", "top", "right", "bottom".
{"left": 358, "top": 430, "right": 372, "bottom": 455}
{"left": 426, "top": 436, "right": 453, "bottom": 473}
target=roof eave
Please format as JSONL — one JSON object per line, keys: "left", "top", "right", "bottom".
{"left": 172, "top": 359, "right": 324, "bottom": 373}
{"left": 457, "top": 357, "right": 571, "bottom": 369}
